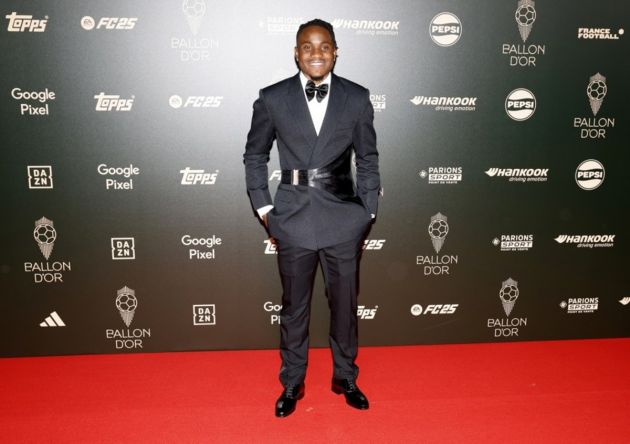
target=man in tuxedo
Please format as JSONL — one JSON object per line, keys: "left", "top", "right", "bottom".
{"left": 244, "top": 18, "right": 380, "bottom": 418}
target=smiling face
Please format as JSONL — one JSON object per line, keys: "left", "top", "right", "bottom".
{"left": 295, "top": 25, "right": 337, "bottom": 84}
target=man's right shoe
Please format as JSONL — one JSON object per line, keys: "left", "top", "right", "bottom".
{"left": 275, "top": 383, "right": 305, "bottom": 418}
{"left": 331, "top": 378, "right": 369, "bottom": 410}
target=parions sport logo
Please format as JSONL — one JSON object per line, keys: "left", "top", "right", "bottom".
{"left": 575, "top": 159, "right": 604, "bottom": 190}
{"left": 260, "top": 16, "right": 303, "bottom": 35}
{"left": 492, "top": 235, "right": 534, "bottom": 251}
{"left": 505, "top": 88, "right": 536, "bottom": 121}
{"left": 370, "top": 94, "right": 386, "bottom": 112}
{"left": 419, "top": 167, "right": 462, "bottom": 184}
{"left": 429, "top": 12, "right": 461, "bottom": 46}
{"left": 560, "top": 298, "right": 599, "bottom": 314}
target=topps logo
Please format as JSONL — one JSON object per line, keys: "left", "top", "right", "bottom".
{"left": 94, "top": 93, "right": 134, "bottom": 111}
{"left": 6, "top": 12, "right": 48, "bottom": 32}
{"left": 180, "top": 167, "right": 218, "bottom": 185}
{"left": 357, "top": 305, "right": 378, "bottom": 319}
{"left": 363, "top": 239, "right": 385, "bottom": 250}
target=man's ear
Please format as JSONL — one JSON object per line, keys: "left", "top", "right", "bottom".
{"left": 294, "top": 47, "right": 298, "bottom": 61}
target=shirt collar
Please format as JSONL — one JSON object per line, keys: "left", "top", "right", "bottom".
{"left": 299, "top": 71, "right": 331, "bottom": 89}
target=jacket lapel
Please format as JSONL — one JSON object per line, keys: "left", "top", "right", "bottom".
{"left": 307, "top": 74, "right": 348, "bottom": 166}
{"left": 285, "top": 74, "right": 318, "bottom": 152}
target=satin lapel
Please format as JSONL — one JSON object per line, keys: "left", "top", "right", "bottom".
{"left": 285, "top": 74, "right": 318, "bottom": 152}
{"left": 307, "top": 74, "right": 348, "bottom": 166}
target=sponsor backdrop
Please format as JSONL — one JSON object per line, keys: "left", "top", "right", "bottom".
{"left": 1, "top": 0, "right": 628, "bottom": 357}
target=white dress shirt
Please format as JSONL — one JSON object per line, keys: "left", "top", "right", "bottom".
{"left": 299, "top": 71, "right": 331, "bottom": 135}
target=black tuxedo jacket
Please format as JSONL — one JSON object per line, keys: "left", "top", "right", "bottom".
{"left": 244, "top": 73, "right": 380, "bottom": 249}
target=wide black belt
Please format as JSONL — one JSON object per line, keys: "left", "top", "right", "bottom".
{"left": 280, "top": 150, "right": 358, "bottom": 202}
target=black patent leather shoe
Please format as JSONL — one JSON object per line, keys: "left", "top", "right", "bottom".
{"left": 275, "top": 383, "right": 305, "bottom": 418}
{"left": 332, "top": 378, "right": 369, "bottom": 410}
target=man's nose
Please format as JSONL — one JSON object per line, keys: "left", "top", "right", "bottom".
{"left": 311, "top": 46, "right": 323, "bottom": 58}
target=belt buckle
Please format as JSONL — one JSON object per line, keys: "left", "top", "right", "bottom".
{"left": 291, "top": 169, "right": 299, "bottom": 186}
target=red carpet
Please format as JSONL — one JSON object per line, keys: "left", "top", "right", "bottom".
{"left": 2, "top": 339, "right": 629, "bottom": 443}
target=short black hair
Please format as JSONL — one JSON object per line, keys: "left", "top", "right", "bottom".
{"left": 296, "top": 19, "right": 338, "bottom": 49}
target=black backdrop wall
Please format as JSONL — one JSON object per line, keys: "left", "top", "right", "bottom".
{"left": 1, "top": 0, "right": 628, "bottom": 357}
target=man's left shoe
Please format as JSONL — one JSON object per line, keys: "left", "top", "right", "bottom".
{"left": 331, "top": 378, "right": 369, "bottom": 410}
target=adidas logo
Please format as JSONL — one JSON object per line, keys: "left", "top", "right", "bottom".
{"left": 619, "top": 297, "right": 630, "bottom": 306}
{"left": 39, "top": 311, "right": 66, "bottom": 327}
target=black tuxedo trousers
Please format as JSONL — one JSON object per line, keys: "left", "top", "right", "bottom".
{"left": 277, "top": 235, "right": 365, "bottom": 386}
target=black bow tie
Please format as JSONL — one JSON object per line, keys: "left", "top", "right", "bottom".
{"left": 305, "top": 81, "right": 329, "bottom": 102}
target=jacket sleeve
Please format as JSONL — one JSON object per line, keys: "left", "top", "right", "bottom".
{"left": 243, "top": 90, "right": 276, "bottom": 212}
{"left": 352, "top": 92, "right": 380, "bottom": 216}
